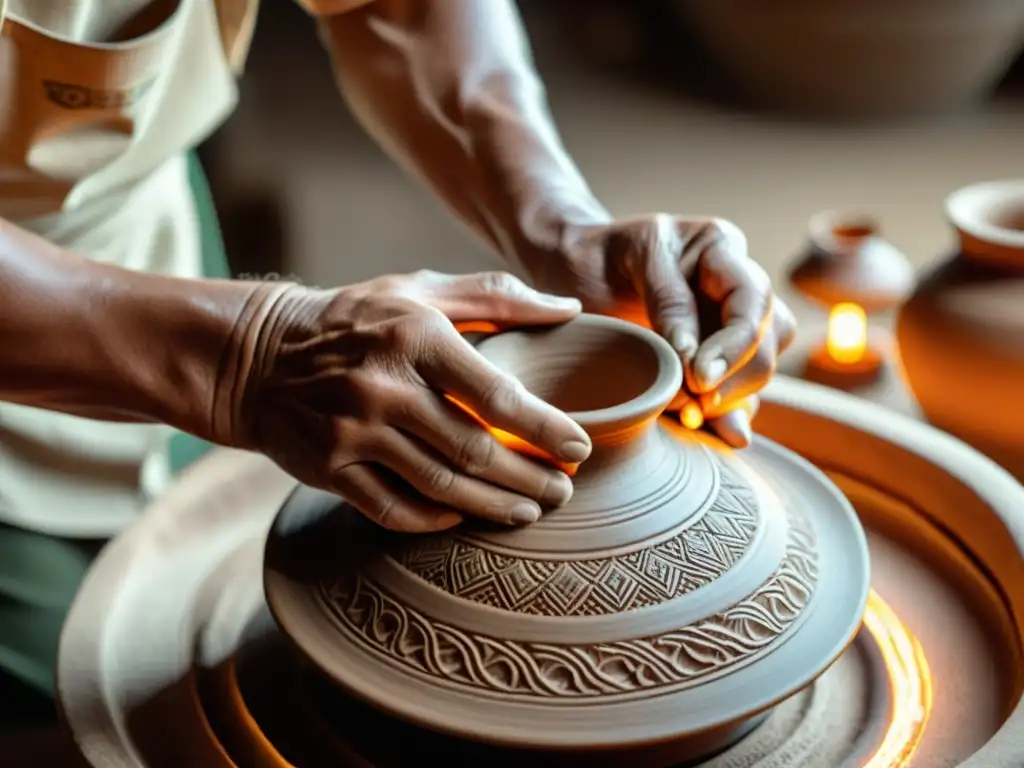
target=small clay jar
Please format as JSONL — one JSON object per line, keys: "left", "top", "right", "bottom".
{"left": 788, "top": 212, "right": 914, "bottom": 389}
{"left": 789, "top": 210, "right": 915, "bottom": 313}
{"left": 896, "top": 180, "right": 1024, "bottom": 481}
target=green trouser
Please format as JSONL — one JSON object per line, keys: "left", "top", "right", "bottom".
{"left": 0, "top": 152, "right": 230, "bottom": 728}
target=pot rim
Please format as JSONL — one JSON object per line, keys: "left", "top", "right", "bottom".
{"left": 477, "top": 313, "right": 685, "bottom": 432}
{"left": 807, "top": 209, "right": 884, "bottom": 254}
{"left": 945, "top": 179, "right": 1024, "bottom": 252}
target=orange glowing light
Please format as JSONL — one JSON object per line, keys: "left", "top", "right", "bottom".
{"left": 446, "top": 395, "right": 579, "bottom": 477}
{"left": 826, "top": 302, "right": 869, "bottom": 364}
{"left": 862, "top": 589, "right": 933, "bottom": 768}
{"left": 681, "top": 402, "right": 705, "bottom": 430}
{"left": 679, "top": 397, "right": 760, "bottom": 432}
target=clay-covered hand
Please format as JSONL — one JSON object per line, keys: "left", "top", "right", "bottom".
{"left": 549, "top": 215, "right": 797, "bottom": 447}
{"left": 220, "top": 270, "right": 592, "bottom": 533}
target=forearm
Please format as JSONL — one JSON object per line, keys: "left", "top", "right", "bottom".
{"left": 318, "top": 0, "right": 610, "bottom": 285}
{"left": 0, "top": 217, "right": 263, "bottom": 439}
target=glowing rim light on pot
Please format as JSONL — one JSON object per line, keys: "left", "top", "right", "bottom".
{"left": 862, "top": 589, "right": 934, "bottom": 768}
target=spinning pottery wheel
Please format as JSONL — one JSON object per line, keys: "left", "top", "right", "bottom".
{"left": 57, "top": 319, "right": 1024, "bottom": 767}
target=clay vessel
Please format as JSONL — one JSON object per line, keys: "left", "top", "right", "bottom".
{"left": 264, "top": 314, "right": 870, "bottom": 765}
{"left": 789, "top": 210, "right": 915, "bottom": 313}
{"left": 897, "top": 180, "right": 1024, "bottom": 482}
{"left": 788, "top": 211, "right": 914, "bottom": 389}
{"left": 676, "top": 0, "right": 1024, "bottom": 119}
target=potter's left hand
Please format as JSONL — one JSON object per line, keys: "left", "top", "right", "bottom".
{"left": 550, "top": 215, "right": 796, "bottom": 447}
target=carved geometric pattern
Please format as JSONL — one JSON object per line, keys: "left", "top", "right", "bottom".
{"left": 315, "top": 512, "right": 819, "bottom": 699}
{"left": 392, "top": 461, "right": 759, "bottom": 616}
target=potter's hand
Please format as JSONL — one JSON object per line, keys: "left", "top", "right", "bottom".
{"left": 223, "top": 270, "right": 592, "bottom": 533}
{"left": 552, "top": 215, "right": 797, "bottom": 447}
{"left": 310, "top": 2, "right": 789, "bottom": 445}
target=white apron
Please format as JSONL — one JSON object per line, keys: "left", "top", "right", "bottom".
{"left": 0, "top": 0, "right": 377, "bottom": 697}
{"left": 0, "top": 0, "right": 257, "bottom": 538}
{"left": 0, "top": 0, "right": 373, "bottom": 539}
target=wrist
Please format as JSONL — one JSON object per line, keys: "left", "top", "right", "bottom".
{"left": 122, "top": 273, "right": 277, "bottom": 442}
{"left": 83, "top": 266, "right": 281, "bottom": 443}
{"left": 513, "top": 195, "right": 612, "bottom": 293}
{"left": 456, "top": 84, "right": 613, "bottom": 290}
{"left": 208, "top": 281, "right": 302, "bottom": 449}
{"left": 0, "top": 221, "right": 276, "bottom": 433}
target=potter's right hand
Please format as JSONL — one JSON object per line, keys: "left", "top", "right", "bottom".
{"left": 218, "top": 270, "right": 592, "bottom": 532}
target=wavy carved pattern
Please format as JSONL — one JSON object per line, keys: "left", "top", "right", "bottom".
{"left": 392, "top": 461, "right": 759, "bottom": 616}
{"left": 316, "top": 513, "right": 819, "bottom": 699}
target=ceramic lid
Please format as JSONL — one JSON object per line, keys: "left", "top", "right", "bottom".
{"left": 264, "top": 315, "right": 870, "bottom": 751}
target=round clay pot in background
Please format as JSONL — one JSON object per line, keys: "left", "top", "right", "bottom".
{"left": 896, "top": 180, "right": 1024, "bottom": 481}
{"left": 789, "top": 211, "right": 915, "bottom": 313}
{"left": 675, "top": 0, "right": 1024, "bottom": 120}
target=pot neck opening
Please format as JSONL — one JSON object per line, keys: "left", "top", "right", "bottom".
{"left": 808, "top": 211, "right": 881, "bottom": 257}
{"left": 473, "top": 316, "right": 683, "bottom": 468}
{"left": 946, "top": 182, "right": 1024, "bottom": 268}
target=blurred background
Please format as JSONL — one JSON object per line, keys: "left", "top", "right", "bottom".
{"left": 199, "top": 0, "right": 1024, "bottom": 301}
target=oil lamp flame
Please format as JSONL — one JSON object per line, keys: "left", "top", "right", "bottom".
{"left": 862, "top": 590, "right": 934, "bottom": 767}
{"left": 827, "top": 302, "right": 869, "bottom": 364}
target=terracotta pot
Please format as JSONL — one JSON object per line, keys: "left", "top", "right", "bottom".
{"left": 263, "top": 314, "right": 870, "bottom": 764}
{"left": 789, "top": 210, "right": 915, "bottom": 313}
{"left": 676, "top": 0, "right": 1024, "bottom": 119}
{"left": 896, "top": 180, "right": 1024, "bottom": 481}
